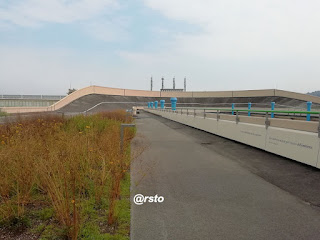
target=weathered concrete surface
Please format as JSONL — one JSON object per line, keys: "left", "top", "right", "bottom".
{"left": 131, "top": 112, "right": 320, "bottom": 240}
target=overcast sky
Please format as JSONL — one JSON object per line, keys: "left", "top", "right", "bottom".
{"left": 0, "top": 0, "right": 319, "bottom": 95}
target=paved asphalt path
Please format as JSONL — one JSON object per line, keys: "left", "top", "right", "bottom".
{"left": 130, "top": 112, "right": 320, "bottom": 240}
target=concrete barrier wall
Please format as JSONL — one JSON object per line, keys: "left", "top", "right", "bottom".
{"left": 236, "top": 115, "right": 266, "bottom": 125}
{"left": 147, "top": 109, "right": 320, "bottom": 169}
{"left": 270, "top": 118, "right": 318, "bottom": 133}
{"left": 232, "top": 89, "right": 275, "bottom": 97}
{"left": 2, "top": 85, "right": 320, "bottom": 114}
{"left": 275, "top": 90, "right": 320, "bottom": 104}
{"left": 265, "top": 128, "right": 320, "bottom": 167}
{"left": 192, "top": 91, "right": 233, "bottom": 98}
{"left": 160, "top": 91, "right": 193, "bottom": 98}
{"left": 125, "top": 89, "right": 160, "bottom": 97}
{"left": 2, "top": 107, "right": 49, "bottom": 113}
{"left": 218, "top": 115, "right": 318, "bottom": 133}
{"left": 199, "top": 113, "right": 318, "bottom": 133}
{"left": 93, "top": 86, "right": 125, "bottom": 96}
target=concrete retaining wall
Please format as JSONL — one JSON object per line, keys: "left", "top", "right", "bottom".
{"left": 147, "top": 109, "right": 320, "bottom": 169}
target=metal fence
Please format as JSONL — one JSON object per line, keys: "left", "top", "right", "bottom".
{"left": 154, "top": 106, "right": 320, "bottom": 122}
{"left": 0, "top": 95, "right": 66, "bottom": 107}
{"left": 0, "top": 95, "right": 66, "bottom": 100}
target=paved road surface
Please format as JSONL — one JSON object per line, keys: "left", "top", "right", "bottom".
{"left": 131, "top": 112, "right": 320, "bottom": 240}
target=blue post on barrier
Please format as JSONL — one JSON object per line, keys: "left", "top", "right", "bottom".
{"left": 271, "top": 102, "right": 275, "bottom": 118}
{"left": 248, "top": 102, "right": 252, "bottom": 116}
{"left": 150, "top": 102, "right": 154, "bottom": 108}
{"left": 160, "top": 100, "right": 165, "bottom": 109}
{"left": 170, "top": 97, "right": 177, "bottom": 111}
{"left": 147, "top": 102, "right": 150, "bottom": 108}
{"left": 307, "top": 101, "right": 312, "bottom": 121}
{"left": 154, "top": 101, "right": 158, "bottom": 109}
{"left": 232, "top": 103, "right": 235, "bottom": 115}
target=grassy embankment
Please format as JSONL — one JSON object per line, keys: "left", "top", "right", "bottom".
{"left": 0, "top": 110, "right": 136, "bottom": 239}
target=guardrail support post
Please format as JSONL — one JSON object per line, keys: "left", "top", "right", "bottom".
{"left": 232, "top": 103, "right": 235, "bottom": 115}
{"left": 248, "top": 102, "right": 251, "bottom": 116}
{"left": 181, "top": 108, "right": 183, "bottom": 115}
{"left": 265, "top": 112, "right": 270, "bottom": 129}
{"left": 194, "top": 109, "right": 196, "bottom": 117}
{"left": 236, "top": 111, "right": 240, "bottom": 124}
{"left": 187, "top": 109, "right": 189, "bottom": 116}
{"left": 120, "top": 124, "right": 135, "bottom": 153}
{"left": 271, "top": 102, "right": 275, "bottom": 118}
{"left": 307, "top": 101, "right": 312, "bottom": 121}
{"left": 217, "top": 110, "right": 220, "bottom": 121}
{"left": 204, "top": 109, "right": 206, "bottom": 119}
{"left": 318, "top": 113, "right": 320, "bottom": 138}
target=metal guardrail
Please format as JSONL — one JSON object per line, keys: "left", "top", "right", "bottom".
{"left": 151, "top": 107, "right": 320, "bottom": 137}
{"left": 174, "top": 108, "right": 320, "bottom": 115}
{"left": 175, "top": 102, "right": 320, "bottom": 111}
{"left": 156, "top": 106, "right": 318, "bottom": 115}
{"left": 0, "top": 95, "right": 66, "bottom": 100}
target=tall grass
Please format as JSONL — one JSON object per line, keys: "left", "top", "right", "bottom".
{"left": 0, "top": 110, "right": 136, "bottom": 239}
